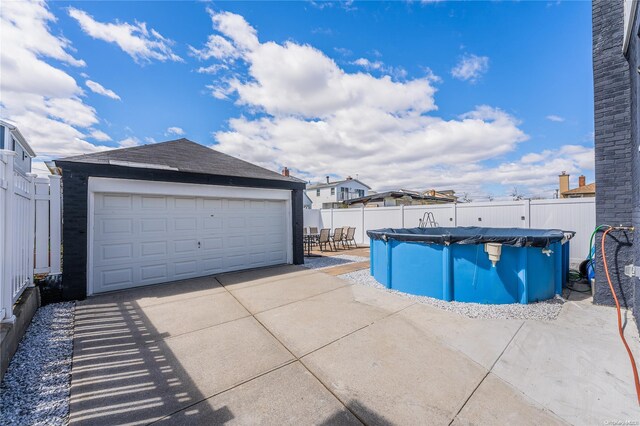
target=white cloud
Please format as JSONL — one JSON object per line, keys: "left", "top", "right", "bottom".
{"left": 195, "top": 64, "right": 228, "bottom": 74}
{"left": 0, "top": 0, "right": 112, "bottom": 159}
{"left": 546, "top": 114, "right": 565, "bottom": 122}
{"left": 118, "top": 136, "right": 140, "bottom": 148}
{"left": 85, "top": 80, "right": 121, "bottom": 100}
{"left": 89, "top": 129, "right": 112, "bottom": 141}
{"left": 451, "top": 53, "right": 489, "bottom": 82}
{"left": 68, "top": 7, "right": 182, "bottom": 64}
{"left": 193, "top": 10, "right": 592, "bottom": 197}
{"left": 166, "top": 126, "right": 185, "bottom": 136}
{"left": 189, "top": 34, "right": 239, "bottom": 61}
{"left": 352, "top": 58, "right": 408, "bottom": 79}
{"left": 333, "top": 47, "right": 352, "bottom": 57}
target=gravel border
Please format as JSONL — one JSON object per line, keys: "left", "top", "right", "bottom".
{"left": 302, "top": 254, "right": 369, "bottom": 270}
{"left": 339, "top": 269, "right": 564, "bottom": 321}
{"left": 0, "top": 302, "right": 75, "bottom": 425}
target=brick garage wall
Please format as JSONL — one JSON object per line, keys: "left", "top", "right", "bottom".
{"left": 592, "top": 0, "right": 635, "bottom": 308}
{"left": 629, "top": 6, "right": 640, "bottom": 318}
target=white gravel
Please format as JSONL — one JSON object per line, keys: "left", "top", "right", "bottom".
{"left": 302, "top": 255, "right": 369, "bottom": 270}
{"left": 339, "top": 269, "right": 564, "bottom": 321}
{"left": 0, "top": 302, "right": 75, "bottom": 425}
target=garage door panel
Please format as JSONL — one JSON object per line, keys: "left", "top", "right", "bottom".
{"left": 228, "top": 200, "right": 247, "bottom": 209}
{"left": 140, "top": 264, "right": 169, "bottom": 282}
{"left": 141, "top": 241, "right": 168, "bottom": 258}
{"left": 99, "top": 218, "right": 133, "bottom": 236}
{"left": 93, "top": 193, "right": 289, "bottom": 294}
{"left": 140, "top": 195, "right": 167, "bottom": 209}
{"left": 174, "top": 217, "right": 198, "bottom": 231}
{"left": 202, "top": 256, "right": 224, "bottom": 274}
{"left": 174, "top": 197, "right": 198, "bottom": 209}
{"left": 203, "top": 198, "right": 222, "bottom": 209}
{"left": 100, "top": 194, "right": 133, "bottom": 210}
{"left": 100, "top": 243, "right": 133, "bottom": 262}
{"left": 201, "top": 237, "right": 223, "bottom": 250}
{"left": 174, "top": 239, "right": 199, "bottom": 254}
{"left": 140, "top": 218, "right": 168, "bottom": 233}
{"left": 226, "top": 235, "right": 247, "bottom": 248}
{"left": 96, "top": 267, "right": 134, "bottom": 289}
{"left": 174, "top": 260, "right": 198, "bottom": 277}
{"left": 203, "top": 216, "right": 223, "bottom": 230}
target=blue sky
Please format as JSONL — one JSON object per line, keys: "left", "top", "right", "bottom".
{"left": 1, "top": 0, "right": 594, "bottom": 199}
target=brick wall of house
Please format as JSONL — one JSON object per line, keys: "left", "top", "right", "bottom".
{"left": 592, "top": 0, "right": 635, "bottom": 308}
{"left": 629, "top": 5, "right": 640, "bottom": 318}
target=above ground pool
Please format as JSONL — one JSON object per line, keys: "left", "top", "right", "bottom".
{"left": 367, "top": 227, "right": 573, "bottom": 305}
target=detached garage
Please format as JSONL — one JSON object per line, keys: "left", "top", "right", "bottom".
{"left": 55, "top": 138, "right": 305, "bottom": 299}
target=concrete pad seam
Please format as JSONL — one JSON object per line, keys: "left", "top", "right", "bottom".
{"left": 447, "top": 321, "right": 526, "bottom": 426}
{"left": 213, "top": 277, "right": 366, "bottom": 425}
{"left": 146, "top": 359, "right": 299, "bottom": 425}
{"left": 217, "top": 269, "right": 317, "bottom": 291}
{"left": 298, "top": 301, "right": 418, "bottom": 359}
{"left": 246, "top": 281, "right": 354, "bottom": 316}
{"left": 138, "top": 313, "right": 254, "bottom": 346}
{"left": 82, "top": 280, "right": 226, "bottom": 308}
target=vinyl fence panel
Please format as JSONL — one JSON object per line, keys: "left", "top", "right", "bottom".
{"left": 305, "top": 198, "right": 595, "bottom": 262}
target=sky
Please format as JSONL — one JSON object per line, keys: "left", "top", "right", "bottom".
{"left": 0, "top": 0, "right": 594, "bottom": 199}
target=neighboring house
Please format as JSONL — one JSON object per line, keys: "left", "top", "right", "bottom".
{"left": 0, "top": 118, "right": 36, "bottom": 175}
{"left": 344, "top": 189, "right": 456, "bottom": 208}
{"left": 591, "top": 1, "right": 639, "bottom": 320}
{"left": 558, "top": 172, "right": 595, "bottom": 198}
{"left": 54, "top": 138, "right": 306, "bottom": 299}
{"left": 306, "top": 176, "right": 371, "bottom": 209}
{"left": 303, "top": 192, "right": 313, "bottom": 209}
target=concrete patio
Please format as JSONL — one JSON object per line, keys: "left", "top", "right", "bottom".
{"left": 69, "top": 264, "right": 640, "bottom": 425}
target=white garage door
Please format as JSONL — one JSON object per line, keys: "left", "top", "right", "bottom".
{"left": 91, "top": 193, "right": 288, "bottom": 294}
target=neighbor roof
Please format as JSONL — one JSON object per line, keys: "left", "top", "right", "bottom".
{"left": 344, "top": 190, "right": 455, "bottom": 205}
{"left": 307, "top": 178, "right": 371, "bottom": 190}
{"left": 0, "top": 118, "right": 36, "bottom": 157}
{"left": 57, "top": 138, "right": 304, "bottom": 184}
{"left": 562, "top": 182, "right": 596, "bottom": 195}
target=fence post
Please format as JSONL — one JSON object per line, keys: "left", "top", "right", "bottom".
{"left": 49, "top": 175, "right": 62, "bottom": 275}
{"left": 400, "top": 205, "right": 405, "bottom": 228}
{"left": 34, "top": 177, "right": 50, "bottom": 274}
{"left": 1, "top": 151, "right": 16, "bottom": 323}
{"left": 361, "top": 207, "right": 365, "bottom": 245}
{"left": 26, "top": 173, "right": 37, "bottom": 288}
{"left": 524, "top": 199, "right": 531, "bottom": 228}
{"left": 453, "top": 203, "right": 458, "bottom": 227}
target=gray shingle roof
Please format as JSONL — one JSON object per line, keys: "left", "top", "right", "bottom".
{"left": 57, "top": 138, "right": 303, "bottom": 184}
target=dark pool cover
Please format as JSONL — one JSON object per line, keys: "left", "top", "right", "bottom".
{"left": 367, "top": 227, "right": 573, "bottom": 248}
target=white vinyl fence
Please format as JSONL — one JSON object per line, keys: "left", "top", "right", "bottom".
{"left": 304, "top": 198, "right": 596, "bottom": 262}
{"left": 1, "top": 150, "right": 61, "bottom": 323}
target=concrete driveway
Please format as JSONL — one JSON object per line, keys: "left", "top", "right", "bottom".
{"left": 69, "top": 265, "right": 640, "bottom": 425}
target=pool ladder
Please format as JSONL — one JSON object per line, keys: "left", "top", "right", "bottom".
{"left": 418, "top": 212, "right": 438, "bottom": 228}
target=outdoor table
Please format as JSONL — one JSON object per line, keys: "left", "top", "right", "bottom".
{"left": 304, "top": 233, "right": 321, "bottom": 257}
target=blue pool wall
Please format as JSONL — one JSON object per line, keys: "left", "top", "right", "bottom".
{"left": 370, "top": 238, "right": 570, "bottom": 304}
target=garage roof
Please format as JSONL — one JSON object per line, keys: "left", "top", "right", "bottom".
{"left": 58, "top": 138, "right": 303, "bottom": 184}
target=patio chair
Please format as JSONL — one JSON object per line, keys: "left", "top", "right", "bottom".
{"left": 344, "top": 227, "right": 357, "bottom": 248}
{"left": 303, "top": 227, "right": 308, "bottom": 236}
{"left": 331, "top": 227, "right": 345, "bottom": 249}
{"left": 309, "top": 227, "right": 319, "bottom": 246}
{"left": 318, "top": 228, "right": 334, "bottom": 251}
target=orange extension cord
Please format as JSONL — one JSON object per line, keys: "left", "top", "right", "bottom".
{"left": 601, "top": 227, "right": 640, "bottom": 405}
